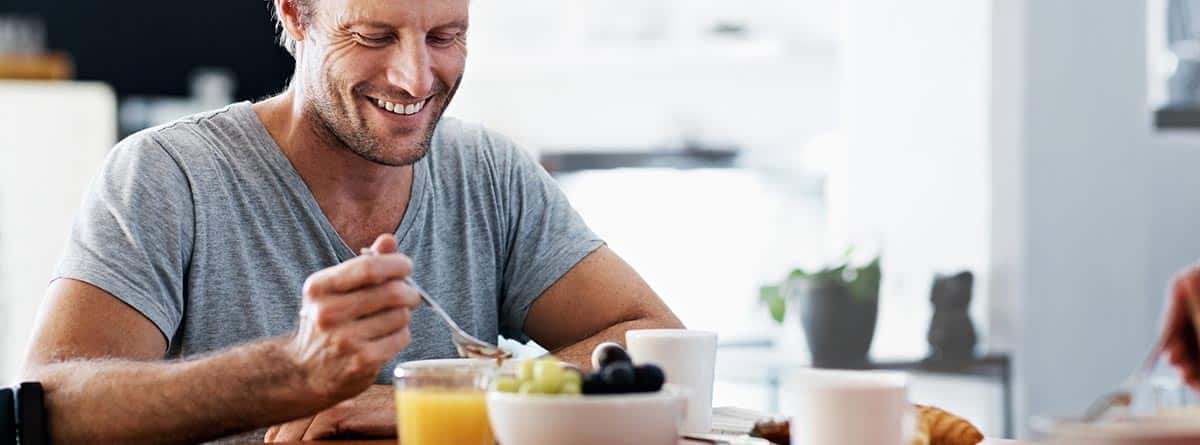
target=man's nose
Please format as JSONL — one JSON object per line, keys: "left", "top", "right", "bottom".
{"left": 387, "top": 37, "right": 434, "bottom": 99}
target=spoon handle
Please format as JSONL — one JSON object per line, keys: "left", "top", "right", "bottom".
{"left": 403, "top": 276, "right": 464, "bottom": 331}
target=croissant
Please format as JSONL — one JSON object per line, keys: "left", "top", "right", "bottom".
{"left": 913, "top": 404, "right": 984, "bottom": 445}
{"left": 750, "top": 404, "right": 982, "bottom": 445}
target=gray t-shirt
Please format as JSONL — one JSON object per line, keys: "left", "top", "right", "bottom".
{"left": 55, "top": 101, "right": 603, "bottom": 376}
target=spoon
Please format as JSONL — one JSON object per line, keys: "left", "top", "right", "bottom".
{"left": 359, "top": 248, "right": 512, "bottom": 361}
{"left": 1080, "top": 343, "right": 1160, "bottom": 422}
{"left": 1083, "top": 289, "right": 1200, "bottom": 422}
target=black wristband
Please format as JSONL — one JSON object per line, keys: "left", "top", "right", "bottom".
{"left": 15, "top": 382, "right": 47, "bottom": 445}
{"left": 0, "top": 387, "right": 14, "bottom": 445}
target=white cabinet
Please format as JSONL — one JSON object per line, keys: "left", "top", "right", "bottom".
{"left": 0, "top": 81, "right": 115, "bottom": 383}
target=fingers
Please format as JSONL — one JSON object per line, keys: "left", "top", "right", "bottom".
{"left": 363, "top": 328, "right": 412, "bottom": 364}
{"left": 1162, "top": 266, "right": 1200, "bottom": 387}
{"left": 344, "top": 307, "right": 412, "bottom": 341}
{"left": 1161, "top": 279, "right": 1190, "bottom": 353}
{"left": 265, "top": 416, "right": 314, "bottom": 443}
{"left": 313, "top": 281, "right": 420, "bottom": 329}
{"left": 371, "top": 234, "right": 399, "bottom": 255}
{"left": 1182, "top": 267, "right": 1200, "bottom": 324}
{"left": 301, "top": 414, "right": 344, "bottom": 440}
{"left": 304, "top": 253, "right": 413, "bottom": 296}
{"left": 1162, "top": 269, "right": 1200, "bottom": 348}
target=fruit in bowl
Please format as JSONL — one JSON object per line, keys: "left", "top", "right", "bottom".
{"left": 486, "top": 343, "right": 687, "bottom": 445}
{"left": 492, "top": 343, "right": 666, "bottom": 396}
{"left": 585, "top": 342, "right": 666, "bottom": 394}
{"left": 493, "top": 357, "right": 584, "bottom": 395}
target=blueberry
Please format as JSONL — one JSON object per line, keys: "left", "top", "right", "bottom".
{"left": 634, "top": 364, "right": 666, "bottom": 392}
{"left": 591, "top": 342, "right": 632, "bottom": 370}
{"left": 582, "top": 372, "right": 608, "bottom": 395}
{"left": 602, "top": 362, "right": 636, "bottom": 393}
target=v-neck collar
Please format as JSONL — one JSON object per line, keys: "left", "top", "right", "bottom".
{"left": 238, "top": 101, "right": 430, "bottom": 262}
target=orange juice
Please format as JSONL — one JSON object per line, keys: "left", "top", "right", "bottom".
{"left": 396, "top": 388, "right": 494, "bottom": 445}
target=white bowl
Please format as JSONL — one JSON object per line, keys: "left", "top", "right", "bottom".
{"left": 487, "top": 384, "right": 688, "bottom": 445}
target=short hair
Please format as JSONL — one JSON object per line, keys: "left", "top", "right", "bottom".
{"left": 272, "top": 0, "right": 315, "bottom": 56}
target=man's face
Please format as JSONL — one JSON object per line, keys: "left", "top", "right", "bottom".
{"left": 297, "top": 0, "right": 468, "bottom": 166}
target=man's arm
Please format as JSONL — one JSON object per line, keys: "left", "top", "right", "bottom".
{"left": 22, "top": 235, "right": 419, "bottom": 445}
{"left": 523, "top": 246, "right": 684, "bottom": 368}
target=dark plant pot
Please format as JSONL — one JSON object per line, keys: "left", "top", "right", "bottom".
{"left": 796, "top": 278, "right": 879, "bottom": 367}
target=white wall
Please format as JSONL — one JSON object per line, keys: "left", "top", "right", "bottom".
{"left": 840, "top": 0, "right": 1003, "bottom": 435}
{"left": 452, "top": 0, "right": 840, "bottom": 162}
{"left": 840, "top": 0, "right": 994, "bottom": 359}
{"left": 842, "top": 1, "right": 1200, "bottom": 437}
{"left": 1002, "top": 0, "right": 1200, "bottom": 437}
{"left": 0, "top": 81, "right": 115, "bottom": 383}
{"left": 452, "top": 0, "right": 843, "bottom": 336}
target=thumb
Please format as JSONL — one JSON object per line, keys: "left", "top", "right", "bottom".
{"left": 370, "top": 233, "right": 399, "bottom": 255}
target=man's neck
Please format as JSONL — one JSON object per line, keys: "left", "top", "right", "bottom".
{"left": 253, "top": 91, "right": 412, "bottom": 202}
{"left": 251, "top": 90, "right": 415, "bottom": 251}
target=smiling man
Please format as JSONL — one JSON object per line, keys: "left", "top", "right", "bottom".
{"left": 19, "top": 0, "right": 682, "bottom": 443}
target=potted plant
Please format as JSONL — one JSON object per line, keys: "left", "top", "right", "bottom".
{"left": 760, "top": 252, "right": 882, "bottom": 367}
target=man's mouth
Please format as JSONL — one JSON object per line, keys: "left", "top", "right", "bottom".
{"left": 370, "top": 96, "right": 429, "bottom": 116}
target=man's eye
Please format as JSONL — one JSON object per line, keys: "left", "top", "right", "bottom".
{"left": 428, "top": 34, "right": 458, "bottom": 48}
{"left": 355, "top": 33, "right": 393, "bottom": 46}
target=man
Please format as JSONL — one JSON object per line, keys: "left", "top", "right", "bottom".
{"left": 20, "top": 0, "right": 683, "bottom": 443}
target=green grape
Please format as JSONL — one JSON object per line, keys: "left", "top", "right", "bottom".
{"left": 534, "top": 360, "right": 564, "bottom": 394}
{"left": 518, "top": 381, "right": 541, "bottom": 395}
{"left": 562, "top": 369, "right": 583, "bottom": 387}
{"left": 494, "top": 376, "right": 520, "bottom": 393}
{"left": 560, "top": 381, "right": 582, "bottom": 395}
{"left": 518, "top": 360, "right": 536, "bottom": 382}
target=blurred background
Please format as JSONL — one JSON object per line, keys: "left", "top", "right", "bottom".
{"left": 2, "top": 0, "right": 1200, "bottom": 439}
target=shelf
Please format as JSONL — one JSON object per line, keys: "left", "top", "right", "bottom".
{"left": 540, "top": 146, "right": 740, "bottom": 173}
{"left": 1155, "top": 107, "right": 1200, "bottom": 129}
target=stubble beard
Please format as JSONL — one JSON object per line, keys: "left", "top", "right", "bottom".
{"left": 306, "top": 74, "right": 463, "bottom": 167}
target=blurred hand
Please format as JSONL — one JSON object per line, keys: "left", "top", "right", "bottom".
{"left": 1162, "top": 265, "right": 1200, "bottom": 389}
{"left": 264, "top": 384, "right": 395, "bottom": 442}
{"left": 288, "top": 234, "right": 419, "bottom": 404}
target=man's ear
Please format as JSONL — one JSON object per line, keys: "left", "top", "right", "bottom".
{"left": 276, "top": 0, "right": 307, "bottom": 49}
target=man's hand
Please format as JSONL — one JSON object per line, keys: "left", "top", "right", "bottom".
{"left": 1163, "top": 265, "right": 1200, "bottom": 388}
{"left": 289, "top": 234, "right": 420, "bottom": 404}
{"left": 264, "top": 385, "right": 395, "bottom": 442}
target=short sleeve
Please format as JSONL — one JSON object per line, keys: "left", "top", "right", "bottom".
{"left": 494, "top": 135, "right": 605, "bottom": 342}
{"left": 53, "top": 132, "right": 195, "bottom": 348}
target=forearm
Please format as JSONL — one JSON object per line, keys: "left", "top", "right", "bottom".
{"left": 550, "top": 316, "right": 684, "bottom": 370}
{"left": 26, "top": 337, "right": 330, "bottom": 445}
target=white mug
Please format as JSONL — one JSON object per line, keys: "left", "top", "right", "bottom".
{"left": 781, "top": 369, "right": 909, "bottom": 445}
{"left": 625, "top": 329, "right": 718, "bottom": 434}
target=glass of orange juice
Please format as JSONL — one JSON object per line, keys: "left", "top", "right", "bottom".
{"left": 394, "top": 360, "right": 495, "bottom": 445}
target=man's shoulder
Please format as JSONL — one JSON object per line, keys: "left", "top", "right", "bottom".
{"left": 126, "top": 102, "right": 252, "bottom": 148}
{"left": 111, "top": 102, "right": 258, "bottom": 170}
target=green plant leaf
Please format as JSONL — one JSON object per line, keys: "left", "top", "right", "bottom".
{"left": 759, "top": 285, "right": 786, "bottom": 323}
{"left": 848, "top": 257, "right": 882, "bottom": 302}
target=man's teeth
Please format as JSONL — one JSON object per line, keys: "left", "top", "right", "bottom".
{"left": 374, "top": 98, "right": 426, "bottom": 116}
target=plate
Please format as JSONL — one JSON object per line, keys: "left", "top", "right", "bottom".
{"left": 1033, "top": 415, "right": 1200, "bottom": 444}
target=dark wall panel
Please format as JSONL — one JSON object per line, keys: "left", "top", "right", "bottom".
{"left": 1, "top": 0, "right": 294, "bottom": 100}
